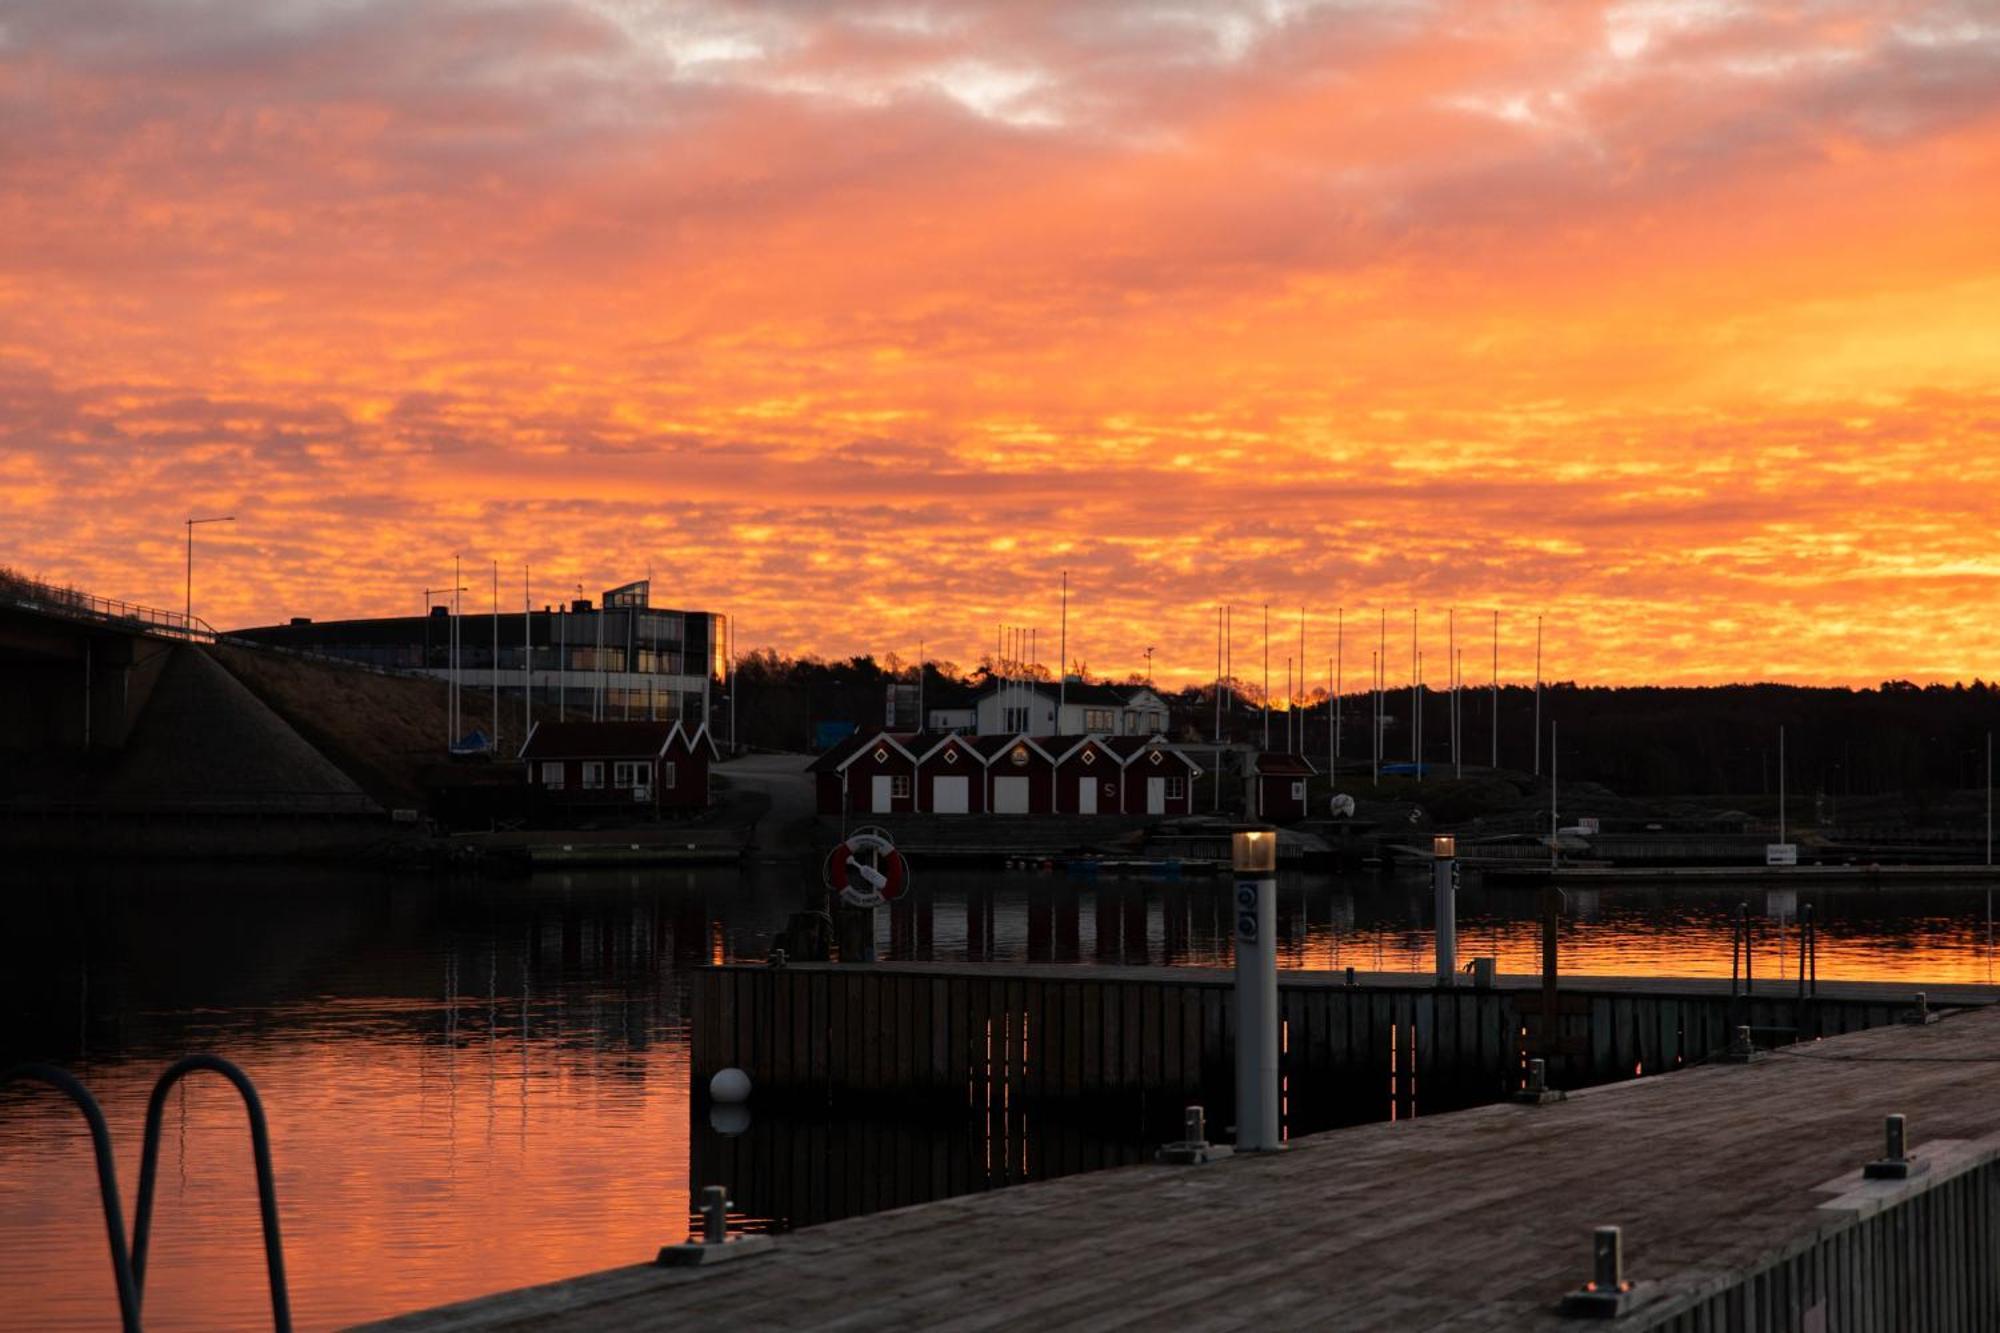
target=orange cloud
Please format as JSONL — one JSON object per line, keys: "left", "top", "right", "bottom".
{"left": 3, "top": 0, "right": 1997, "bottom": 686}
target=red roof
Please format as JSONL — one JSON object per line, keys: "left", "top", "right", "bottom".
{"left": 520, "top": 721, "right": 674, "bottom": 760}
{"left": 1252, "top": 752, "right": 1319, "bottom": 777}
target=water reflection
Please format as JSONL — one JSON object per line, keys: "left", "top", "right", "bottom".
{"left": 2, "top": 862, "right": 1997, "bottom": 1330}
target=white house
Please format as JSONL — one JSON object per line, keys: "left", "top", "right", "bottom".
{"left": 971, "top": 681, "right": 1171, "bottom": 739}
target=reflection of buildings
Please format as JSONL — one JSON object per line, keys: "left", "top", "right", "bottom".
{"left": 231, "top": 579, "right": 725, "bottom": 725}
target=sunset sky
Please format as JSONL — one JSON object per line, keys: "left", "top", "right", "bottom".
{"left": 3, "top": 0, "right": 1996, "bottom": 689}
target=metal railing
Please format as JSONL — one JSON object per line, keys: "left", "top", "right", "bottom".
{"left": 0, "top": 1054, "right": 291, "bottom": 1332}
{"left": 2, "top": 572, "right": 215, "bottom": 641}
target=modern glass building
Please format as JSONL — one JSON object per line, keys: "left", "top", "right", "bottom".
{"left": 230, "top": 580, "right": 725, "bottom": 725}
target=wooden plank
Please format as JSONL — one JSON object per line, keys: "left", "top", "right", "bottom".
{"left": 947, "top": 976, "right": 970, "bottom": 1098}
{"left": 1141, "top": 982, "right": 1163, "bottom": 1090}
{"left": 1024, "top": 978, "right": 1046, "bottom": 1099}
{"left": 928, "top": 977, "right": 948, "bottom": 1094}
{"left": 858, "top": 970, "right": 881, "bottom": 1095}
{"left": 824, "top": 969, "right": 849, "bottom": 1095}
{"left": 1589, "top": 997, "right": 1614, "bottom": 1081}
{"left": 1121, "top": 980, "right": 1144, "bottom": 1091}
{"left": 1006, "top": 977, "right": 1028, "bottom": 1105}
{"left": 1063, "top": 981, "right": 1084, "bottom": 1098}
{"left": 1413, "top": 989, "right": 1435, "bottom": 1097}
{"left": 896, "top": 974, "right": 916, "bottom": 1092}
{"left": 1080, "top": 980, "right": 1102, "bottom": 1094}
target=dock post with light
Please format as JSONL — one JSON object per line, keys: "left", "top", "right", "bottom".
{"left": 1232, "top": 829, "right": 1281, "bottom": 1151}
{"left": 1433, "top": 834, "right": 1458, "bottom": 985}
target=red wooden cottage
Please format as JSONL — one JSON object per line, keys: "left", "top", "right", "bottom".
{"left": 519, "top": 719, "right": 717, "bottom": 821}
{"left": 915, "top": 732, "right": 987, "bottom": 813}
{"left": 1052, "top": 735, "right": 1124, "bottom": 815}
{"left": 812, "top": 729, "right": 1201, "bottom": 819}
{"left": 810, "top": 732, "right": 921, "bottom": 815}
{"left": 1249, "top": 752, "right": 1317, "bottom": 823}
{"left": 1106, "top": 735, "right": 1201, "bottom": 815}
{"left": 974, "top": 734, "right": 1057, "bottom": 814}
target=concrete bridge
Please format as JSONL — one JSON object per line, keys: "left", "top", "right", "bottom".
{"left": 0, "top": 581, "right": 200, "bottom": 756}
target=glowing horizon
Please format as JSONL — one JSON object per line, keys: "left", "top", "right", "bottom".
{"left": 3, "top": 1, "right": 1996, "bottom": 690}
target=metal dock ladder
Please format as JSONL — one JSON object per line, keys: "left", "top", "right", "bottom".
{"left": 2, "top": 1054, "right": 293, "bottom": 1332}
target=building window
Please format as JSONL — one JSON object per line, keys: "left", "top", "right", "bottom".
{"left": 663, "top": 762, "right": 676, "bottom": 789}
{"left": 613, "top": 761, "right": 648, "bottom": 787}
{"left": 583, "top": 762, "right": 605, "bottom": 789}
{"left": 1084, "top": 709, "right": 1114, "bottom": 732}
{"left": 891, "top": 775, "right": 911, "bottom": 799}
{"left": 540, "top": 762, "right": 565, "bottom": 789}
{"left": 1004, "top": 706, "right": 1031, "bottom": 733}
{"left": 1166, "top": 776, "right": 1186, "bottom": 800}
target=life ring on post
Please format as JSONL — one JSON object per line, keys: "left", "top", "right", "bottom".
{"left": 824, "top": 827, "right": 910, "bottom": 909}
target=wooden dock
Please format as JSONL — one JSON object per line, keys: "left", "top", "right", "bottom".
{"left": 1484, "top": 863, "right": 2000, "bottom": 888}
{"left": 688, "top": 962, "right": 1993, "bottom": 1121}
{"left": 363, "top": 1003, "right": 2000, "bottom": 1331}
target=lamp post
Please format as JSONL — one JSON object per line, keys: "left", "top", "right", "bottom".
{"left": 1433, "top": 835, "right": 1458, "bottom": 985}
{"left": 184, "top": 515, "right": 234, "bottom": 625}
{"left": 1231, "top": 829, "right": 1280, "bottom": 1151}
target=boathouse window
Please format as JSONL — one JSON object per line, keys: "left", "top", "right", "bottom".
{"left": 613, "top": 761, "right": 647, "bottom": 787}
{"left": 583, "top": 762, "right": 605, "bottom": 789}
{"left": 891, "top": 775, "right": 911, "bottom": 799}
{"left": 662, "top": 762, "right": 676, "bottom": 789}
{"left": 541, "top": 762, "right": 564, "bottom": 789}
{"left": 1166, "top": 777, "right": 1186, "bottom": 800}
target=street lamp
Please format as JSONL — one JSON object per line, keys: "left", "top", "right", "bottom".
{"left": 185, "top": 515, "right": 235, "bottom": 625}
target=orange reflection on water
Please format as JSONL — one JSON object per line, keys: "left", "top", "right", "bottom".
{"left": 1, "top": 1014, "right": 692, "bottom": 1331}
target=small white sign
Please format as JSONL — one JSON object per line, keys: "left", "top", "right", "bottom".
{"left": 1766, "top": 843, "right": 1798, "bottom": 867}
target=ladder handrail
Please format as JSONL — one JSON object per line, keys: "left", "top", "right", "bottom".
{"left": 1, "top": 1063, "right": 143, "bottom": 1333}
{"left": 131, "top": 1055, "right": 292, "bottom": 1333}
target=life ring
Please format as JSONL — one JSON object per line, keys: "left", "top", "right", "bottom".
{"left": 825, "top": 828, "right": 909, "bottom": 908}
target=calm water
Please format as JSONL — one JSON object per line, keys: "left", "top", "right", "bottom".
{"left": 3, "top": 862, "right": 1997, "bottom": 1330}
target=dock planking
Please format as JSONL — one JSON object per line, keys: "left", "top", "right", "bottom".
{"left": 362, "top": 1003, "right": 2000, "bottom": 1331}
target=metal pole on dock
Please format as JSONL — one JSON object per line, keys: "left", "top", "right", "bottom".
{"left": 1214, "top": 606, "right": 1224, "bottom": 813}
{"left": 1371, "top": 647, "right": 1380, "bottom": 787}
{"left": 1335, "top": 607, "right": 1343, "bottom": 768}
{"left": 1491, "top": 610, "right": 1498, "bottom": 770}
{"left": 1533, "top": 614, "right": 1542, "bottom": 777}
{"left": 1779, "top": 724, "right": 1787, "bottom": 848}
{"left": 492, "top": 561, "right": 500, "bottom": 748}
{"left": 1232, "top": 830, "right": 1280, "bottom": 1151}
{"left": 1262, "top": 604, "right": 1270, "bottom": 752}
{"left": 1433, "top": 835, "right": 1458, "bottom": 985}
{"left": 1550, "top": 721, "right": 1559, "bottom": 871}
{"left": 522, "top": 566, "right": 531, "bottom": 740}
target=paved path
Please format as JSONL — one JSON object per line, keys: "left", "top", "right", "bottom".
{"left": 360, "top": 1005, "right": 2000, "bottom": 1331}
{"left": 717, "top": 753, "right": 817, "bottom": 854}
